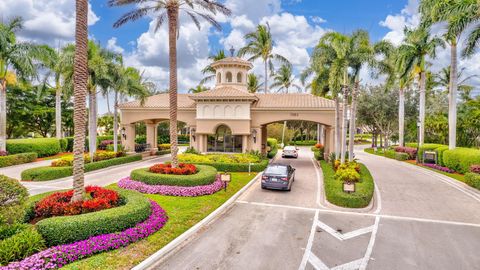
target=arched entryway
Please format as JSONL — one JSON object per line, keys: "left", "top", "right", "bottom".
{"left": 207, "top": 125, "right": 242, "bottom": 153}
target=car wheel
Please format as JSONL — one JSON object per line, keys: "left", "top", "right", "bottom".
{"left": 261, "top": 185, "right": 266, "bottom": 189}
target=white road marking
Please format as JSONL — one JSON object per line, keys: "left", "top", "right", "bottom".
{"left": 331, "top": 258, "right": 363, "bottom": 270}
{"left": 316, "top": 220, "right": 374, "bottom": 241}
{"left": 373, "top": 178, "right": 382, "bottom": 214}
{"left": 308, "top": 251, "right": 330, "bottom": 270}
{"left": 311, "top": 158, "right": 326, "bottom": 209}
{"left": 359, "top": 216, "right": 380, "bottom": 270}
{"left": 299, "top": 210, "right": 320, "bottom": 270}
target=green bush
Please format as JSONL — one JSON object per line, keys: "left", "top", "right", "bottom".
{"left": 178, "top": 153, "right": 267, "bottom": 172}
{"left": 435, "top": 146, "right": 449, "bottom": 166}
{"left": 443, "top": 148, "right": 480, "bottom": 174}
{"left": 6, "top": 138, "right": 62, "bottom": 157}
{"left": 35, "top": 189, "right": 151, "bottom": 246}
{"left": 0, "top": 223, "right": 29, "bottom": 241}
{"left": 289, "top": 140, "right": 317, "bottom": 146}
{"left": 0, "top": 225, "right": 46, "bottom": 265}
{"left": 465, "top": 173, "right": 480, "bottom": 190}
{"left": 156, "top": 150, "right": 171, "bottom": 156}
{"left": 385, "top": 149, "right": 396, "bottom": 159}
{"left": 21, "top": 154, "right": 142, "bottom": 181}
{"left": 96, "top": 135, "right": 114, "bottom": 146}
{"left": 0, "top": 175, "right": 29, "bottom": 225}
{"left": 394, "top": 152, "right": 409, "bottom": 161}
{"left": 131, "top": 165, "right": 217, "bottom": 186}
{"left": 314, "top": 150, "right": 324, "bottom": 160}
{"left": 320, "top": 160, "right": 374, "bottom": 208}
{"left": 59, "top": 138, "right": 68, "bottom": 152}
{"left": 267, "top": 138, "right": 278, "bottom": 159}
{"left": 267, "top": 147, "right": 278, "bottom": 159}
{"left": 0, "top": 152, "right": 37, "bottom": 168}
{"left": 191, "top": 159, "right": 268, "bottom": 172}
{"left": 65, "top": 137, "right": 90, "bottom": 152}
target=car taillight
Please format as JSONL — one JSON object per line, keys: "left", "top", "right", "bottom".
{"left": 281, "top": 177, "right": 288, "bottom": 181}
{"left": 262, "top": 175, "right": 268, "bottom": 180}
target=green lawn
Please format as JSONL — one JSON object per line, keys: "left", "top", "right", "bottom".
{"left": 62, "top": 172, "right": 257, "bottom": 270}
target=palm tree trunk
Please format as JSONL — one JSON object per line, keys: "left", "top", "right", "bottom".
{"left": 72, "top": 0, "right": 88, "bottom": 202}
{"left": 106, "top": 93, "right": 112, "bottom": 114}
{"left": 448, "top": 42, "right": 457, "bottom": 150}
{"left": 340, "top": 86, "right": 348, "bottom": 164}
{"left": 264, "top": 59, "right": 268, "bottom": 93}
{"left": 399, "top": 87, "right": 405, "bottom": 147}
{"left": 88, "top": 91, "right": 97, "bottom": 160}
{"left": 55, "top": 84, "right": 62, "bottom": 139}
{"left": 167, "top": 6, "right": 179, "bottom": 168}
{"left": 334, "top": 96, "right": 340, "bottom": 159}
{"left": 113, "top": 90, "right": 118, "bottom": 152}
{"left": 348, "top": 82, "right": 358, "bottom": 162}
{"left": 419, "top": 72, "right": 426, "bottom": 146}
{"left": 0, "top": 80, "right": 6, "bottom": 152}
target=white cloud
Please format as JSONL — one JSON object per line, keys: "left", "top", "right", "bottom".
{"left": 379, "top": 0, "right": 419, "bottom": 46}
{"left": 310, "top": 16, "right": 327, "bottom": 24}
{"left": 106, "top": 37, "right": 125, "bottom": 54}
{"left": 225, "top": 0, "right": 282, "bottom": 22}
{"left": 0, "top": 0, "right": 99, "bottom": 46}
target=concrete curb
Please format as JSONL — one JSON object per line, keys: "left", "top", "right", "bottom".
{"left": 133, "top": 171, "right": 263, "bottom": 270}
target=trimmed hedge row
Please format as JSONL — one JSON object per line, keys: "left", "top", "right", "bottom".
{"left": 130, "top": 165, "right": 217, "bottom": 187}
{"left": 190, "top": 159, "right": 269, "bottom": 172}
{"left": 443, "top": 148, "right": 480, "bottom": 174}
{"left": 0, "top": 152, "right": 37, "bottom": 168}
{"left": 21, "top": 154, "right": 142, "bottom": 181}
{"left": 320, "top": 160, "right": 374, "bottom": 208}
{"left": 156, "top": 150, "right": 171, "bottom": 156}
{"left": 0, "top": 225, "right": 45, "bottom": 265}
{"left": 465, "top": 173, "right": 480, "bottom": 190}
{"left": 6, "top": 138, "right": 62, "bottom": 157}
{"left": 31, "top": 189, "right": 151, "bottom": 246}
{"left": 0, "top": 175, "right": 29, "bottom": 225}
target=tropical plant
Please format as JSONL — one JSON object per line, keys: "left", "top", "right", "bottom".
{"left": 396, "top": 26, "right": 445, "bottom": 147}
{"left": 188, "top": 84, "right": 209, "bottom": 93}
{"left": 246, "top": 73, "right": 263, "bottom": 93}
{"left": 434, "top": 66, "right": 478, "bottom": 102}
{"left": 200, "top": 50, "right": 226, "bottom": 84}
{"left": 270, "top": 64, "right": 301, "bottom": 93}
{"left": 238, "top": 24, "right": 290, "bottom": 93}
{"left": 110, "top": 0, "right": 231, "bottom": 167}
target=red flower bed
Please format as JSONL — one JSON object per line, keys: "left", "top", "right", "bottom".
{"left": 470, "top": 164, "right": 480, "bottom": 174}
{"left": 314, "top": 143, "right": 324, "bottom": 149}
{"left": 149, "top": 163, "right": 197, "bottom": 175}
{"left": 34, "top": 186, "right": 120, "bottom": 218}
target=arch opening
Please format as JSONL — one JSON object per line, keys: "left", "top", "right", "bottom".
{"left": 207, "top": 124, "right": 242, "bottom": 153}
{"left": 237, "top": 72, "right": 243, "bottom": 83}
{"left": 226, "top": 72, "right": 233, "bottom": 83}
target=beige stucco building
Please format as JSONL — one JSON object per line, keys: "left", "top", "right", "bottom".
{"left": 119, "top": 57, "right": 337, "bottom": 155}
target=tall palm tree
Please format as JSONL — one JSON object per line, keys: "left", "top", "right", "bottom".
{"left": 420, "top": 0, "right": 480, "bottom": 149}
{"left": 270, "top": 64, "right": 302, "bottom": 93}
{"left": 200, "top": 50, "right": 226, "bottom": 84}
{"left": 397, "top": 27, "right": 444, "bottom": 146}
{"left": 238, "top": 24, "right": 289, "bottom": 93}
{"left": 71, "top": 0, "right": 89, "bottom": 202}
{"left": 247, "top": 73, "right": 264, "bottom": 93}
{"left": 0, "top": 17, "right": 47, "bottom": 151}
{"left": 110, "top": 0, "right": 231, "bottom": 167}
{"left": 188, "top": 84, "right": 209, "bottom": 93}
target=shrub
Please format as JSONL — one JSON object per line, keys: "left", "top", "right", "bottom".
{"left": 98, "top": 140, "right": 113, "bottom": 150}
{"left": 0, "top": 225, "right": 46, "bottom": 265}
{"left": 267, "top": 138, "right": 278, "bottom": 159}
{"left": 59, "top": 138, "right": 68, "bottom": 152}
{"left": 178, "top": 153, "right": 262, "bottom": 164}
{"left": 131, "top": 165, "right": 217, "bottom": 186}
{"left": 6, "top": 138, "right": 62, "bottom": 157}
{"left": 394, "top": 146, "right": 417, "bottom": 159}
{"left": 267, "top": 147, "right": 278, "bottom": 159}
{"left": 156, "top": 150, "right": 171, "bottom": 156}
{"left": 0, "top": 151, "right": 7, "bottom": 156}
{"left": 158, "top": 144, "right": 171, "bottom": 150}
{"left": 106, "top": 144, "right": 125, "bottom": 152}
{"left": 422, "top": 163, "right": 455, "bottom": 173}
{"left": 96, "top": 135, "right": 114, "bottom": 146}
{"left": 435, "top": 146, "right": 449, "bottom": 166}
{"left": 0, "top": 175, "right": 29, "bottom": 225}
{"left": 314, "top": 150, "right": 324, "bottom": 161}
{"left": 35, "top": 189, "right": 151, "bottom": 246}
{"left": 394, "top": 152, "right": 409, "bottom": 161}
{"left": 34, "top": 186, "right": 121, "bottom": 218}
{"left": 183, "top": 147, "right": 199, "bottom": 154}
{"left": 149, "top": 163, "right": 197, "bottom": 175}
{"left": 418, "top": 144, "right": 445, "bottom": 162}
{"left": 314, "top": 143, "right": 324, "bottom": 149}
{"left": 0, "top": 223, "right": 29, "bottom": 241}
{"left": 289, "top": 140, "right": 317, "bottom": 146}
{"left": 469, "top": 164, "right": 480, "bottom": 174}
{"left": 51, "top": 151, "right": 118, "bottom": 167}
{"left": 135, "top": 135, "right": 146, "bottom": 144}
{"left": 0, "top": 152, "right": 37, "bottom": 168}
{"left": 334, "top": 167, "right": 360, "bottom": 183}
{"left": 443, "top": 148, "right": 480, "bottom": 174}
{"left": 465, "top": 173, "right": 480, "bottom": 190}
{"left": 65, "top": 137, "right": 90, "bottom": 152}
{"left": 21, "top": 154, "right": 142, "bottom": 181}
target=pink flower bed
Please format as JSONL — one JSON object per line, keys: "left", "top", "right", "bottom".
{"left": 118, "top": 175, "right": 224, "bottom": 197}
{"left": 1, "top": 201, "right": 167, "bottom": 270}
{"left": 422, "top": 163, "right": 455, "bottom": 173}
{"left": 394, "top": 146, "right": 417, "bottom": 159}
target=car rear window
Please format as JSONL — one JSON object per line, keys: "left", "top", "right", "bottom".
{"left": 265, "top": 166, "right": 287, "bottom": 175}
{"left": 284, "top": 146, "right": 295, "bottom": 151}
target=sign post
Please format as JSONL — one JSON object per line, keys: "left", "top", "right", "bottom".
{"left": 220, "top": 172, "right": 231, "bottom": 192}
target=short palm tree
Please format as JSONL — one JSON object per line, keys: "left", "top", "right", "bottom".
{"left": 200, "top": 50, "right": 226, "bottom": 84}
{"left": 247, "top": 73, "right": 264, "bottom": 93}
{"left": 270, "top": 64, "right": 301, "bottom": 93}
{"left": 238, "top": 24, "right": 290, "bottom": 93}
{"left": 420, "top": 0, "right": 480, "bottom": 149}
{"left": 397, "top": 27, "right": 444, "bottom": 146}
{"left": 188, "top": 85, "right": 209, "bottom": 93}
{"left": 0, "top": 17, "right": 47, "bottom": 152}
{"left": 109, "top": 0, "right": 231, "bottom": 167}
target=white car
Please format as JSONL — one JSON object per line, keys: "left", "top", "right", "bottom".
{"left": 282, "top": 146, "right": 298, "bottom": 158}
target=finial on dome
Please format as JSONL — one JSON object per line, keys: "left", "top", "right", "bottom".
{"left": 229, "top": 46, "right": 235, "bottom": 57}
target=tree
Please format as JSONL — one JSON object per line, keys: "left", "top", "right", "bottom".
{"left": 397, "top": 27, "right": 444, "bottom": 147}
{"left": 238, "top": 24, "right": 289, "bottom": 93}
{"left": 246, "top": 73, "right": 263, "bottom": 93}
{"left": 0, "top": 17, "right": 47, "bottom": 151}
{"left": 189, "top": 85, "right": 209, "bottom": 93}
{"left": 110, "top": 0, "right": 231, "bottom": 168}
{"left": 200, "top": 50, "right": 226, "bottom": 84}
{"left": 270, "top": 64, "right": 301, "bottom": 93}
{"left": 420, "top": 0, "right": 480, "bottom": 150}
{"left": 71, "top": 0, "right": 89, "bottom": 201}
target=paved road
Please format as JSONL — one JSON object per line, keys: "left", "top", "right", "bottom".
{"left": 1, "top": 159, "right": 53, "bottom": 179}
{"left": 151, "top": 146, "right": 480, "bottom": 270}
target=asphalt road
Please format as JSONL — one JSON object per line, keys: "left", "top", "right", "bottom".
{"left": 151, "top": 146, "right": 480, "bottom": 270}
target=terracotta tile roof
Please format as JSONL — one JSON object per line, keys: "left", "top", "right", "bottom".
{"left": 211, "top": 57, "right": 253, "bottom": 69}
{"left": 189, "top": 86, "right": 258, "bottom": 100}
{"left": 118, "top": 93, "right": 195, "bottom": 109}
{"left": 253, "top": 93, "right": 335, "bottom": 109}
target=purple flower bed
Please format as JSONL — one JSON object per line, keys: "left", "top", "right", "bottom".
{"left": 1, "top": 201, "right": 167, "bottom": 270}
{"left": 422, "top": 163, "right": 455, "bottom": 174}
{"left": 118, "top": 175, "right": 224, "bottom": 197}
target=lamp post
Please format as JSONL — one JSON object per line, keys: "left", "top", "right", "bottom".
{"left": 190, "top": 127, "right": 196, "bottom": 142}
{"left": 120, "top": 127, "right": 126, "bottom": 140}
{"left": 252, "top": 129, "right": 257, "bottom": 144}
{"left": 416, "top": 120, "right": 421, "bottom": 164}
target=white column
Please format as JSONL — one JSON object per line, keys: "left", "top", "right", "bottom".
{"left": 122, "top": 124, "right": 136, "bottom": 152}
{"left": 146, "top": 122, "right": 156, "bottom": 150}
{"left": 242, "top": 135, "right": 248, "bottom": 153}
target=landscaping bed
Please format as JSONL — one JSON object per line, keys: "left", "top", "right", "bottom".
{"left": 130, "top": 164, "right": 217, "bottom": 187}
{"left": 311, "top": 143, "right": 325, "bottom": 161}
{"left": 178, "top": 153, "right": 268, "bottom": 172}
{"left": 319, "top": 160, "right": 374, "bottom": 208}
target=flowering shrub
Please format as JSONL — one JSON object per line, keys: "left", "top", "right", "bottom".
{"left": 98, "top": 140, "right": 114, "bottom": 150}
{"left": 333, "top": 160, "right": 360, "bottom": 173}
{"left": 119, "top": 175, "right": 224, "bottom": 197}
{"left": 470, "top": 164, "right": 480, "bottom": 174}
{"left": 158, "top": 144, "right": 171, "bottom": 150}
{"left": 34, "top": 186, "right": 120, "bottom": 218}
{"left": 0, "top": 151, "right": 8, "bottom": 156}
{"left": 394, "top": 146, "right": 417, "bottom": 159}
{"left": 51, "top": 152, "right": 119, "bottom": 167}
{"left": 334, "top": 167, "right": 360, "bottom": 183}
{"left": 149, "top": 163, "right": 197, "bottom": 175}
{"left": 1, "top": 201, "right": 168, "bottom": 270}
{"left": 314, "top": 143, "right": 324, "bottom": 149}
{"left": 422, "top": 163, "right": 455, "bottom": 174}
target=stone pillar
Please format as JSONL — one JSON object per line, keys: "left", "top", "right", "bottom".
{"left": 250, "top": 127, "right": 261, "bottom": 153}
{"left": 146, "top": 122, "right": 157, "bottom": 150}
{"left": 261, "top": 125, "right": 268, "bottom": 155}
{"left": 319, "top": 124, "right": 325, "bottom": 145}
{"left": 325, "top": 127, "right": 334, "bottom": 158}
{"left": 242, "top": 135, "right": 248, "bottom": 153}
{"left": 121, "top": 123, "right": 136, "bottom": 152}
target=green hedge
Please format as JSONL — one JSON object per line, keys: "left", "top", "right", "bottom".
{"left": 0, "top": 152, "right": 37, "bottom": 168}
{"left": 6, "top": 138, "right": 62, "bottom": 157}
{"left": 21, "top": 154, "right": 142, "bottom": 181}
{"left": 35, "top": 189, "right": 151, "bottom": 246}
{"left": 191, "top": 159, "right": 269, "bottom": 172}
{"left": 394, "top": 152, "right": 409, "bottom": 161}
{"left": 65, "top": 137, "right": 91, "bottom": 152}
{"left": 405, "top": 143, "right": 446, "bottom": 162}
{"left": 0, "top": 225, "right": 46, "bottom": 265}
{"left": 320, "top": 160, "right": 374, "bottom": 208}
{"left": 0, "top": 175, "right": 29, "bottom": 225}
{"left": 465, "top": 173, "right": 480, "bottom": 190}
{"left": 267, "top": 147, "right": 278, "bottom": 159}
{"left": 435, "top": 146, "right": 449, "bottom": 166}
{"left": 443, "top": 148, "right": 480, "bottom": 174}
{"left": 156, "top": 150, "right": 171, "bottom": 156}
{"left": 289, "top": 140, "right": 317, "bottom": 146}
{"left": 131, "top": 165, "right": 217, "bottom": 186}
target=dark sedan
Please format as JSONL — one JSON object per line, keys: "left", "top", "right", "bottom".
{"left": 261, "top": 163, "right": 295, "bottom": 191}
